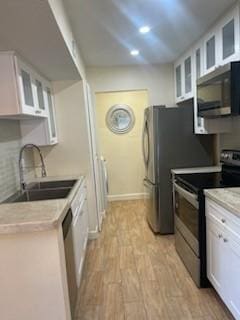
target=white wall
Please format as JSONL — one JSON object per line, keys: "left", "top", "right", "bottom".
{"left": 95, "top": 90, "right": 148, "bottom": 199}
{"left": 219, "top": 117, "right": 240, "bottom": 151}
{"left": 87, "top": 64, "right": 175, "bottom": 107}
{"left": 37, "top": 80, "right": 98, "bottom": 234}
{"left": 48, "top": 0, "right": 86, "bottom": 79}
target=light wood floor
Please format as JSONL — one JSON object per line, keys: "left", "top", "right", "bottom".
{"left": 74, "top": 200, "right": 234, "bottom": 320}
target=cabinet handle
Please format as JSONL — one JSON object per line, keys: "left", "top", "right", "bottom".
{"left": 218, "top": 234, "right": 223, "bottom": 239}
{"left": 221, "top": 218, "right": 226, "bottom": 223}
{"left": 35, "top": 110, "right": 42, "bottom": 114}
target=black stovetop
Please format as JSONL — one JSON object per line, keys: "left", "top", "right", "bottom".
{"left": 175, "top": 167, "right": 240, "bottom": 194}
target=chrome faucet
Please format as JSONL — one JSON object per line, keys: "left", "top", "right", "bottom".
{"left": 19, "top": 144, "right": 47, "bottom": 191}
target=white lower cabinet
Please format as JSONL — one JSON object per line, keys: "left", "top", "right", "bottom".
{"left": 206, "top": 218, "right": 228, "bottom": 298}
{"left": 71, "top": 181, "right": 88, "bottom": 287}
{"left": 206, "top": 199, "right": 240, "bottom": 320}
{"left": 228, "top": 236, "right": 240, "bottom": 319}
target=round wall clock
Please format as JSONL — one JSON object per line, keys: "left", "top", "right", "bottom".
{"left": 106, "top": 104, "right": 135, "bottom": 134}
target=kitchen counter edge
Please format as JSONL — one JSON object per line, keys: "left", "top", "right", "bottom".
{"left": 204, "top": 188, "right": 240, "bottom": 219}
{"left": 0, "top": 175, "right": 85, "bottom": 235}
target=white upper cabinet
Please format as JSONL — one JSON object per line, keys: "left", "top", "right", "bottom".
{"left": 174, "top": 3, "right": 239, "bottom": 134}
{"left": 203, "top": 6, "right": 240, "bottom": 75}
{"left": 195, "top": 47, "right": 203, "bottom": 80}
{"left": 0, "top": 51, "right": 58, "bottom": 146}
{"left": 34, "top": 75, "right": 48, "bottom": 118}
{"left": 219, "top": 8, "right": 240, "bottom": 65}
{"left": 184, "top": 55, "right": 193, "bottom": 99}
{"left": 203, "top": 30, "right": 219, "bottom": 74}
{"left": 0, "top": 52, "right": 47, "bottom": 118}
{"left": 174, "top": 51, "right": 194, "bottom": 103}
{"left": 20, "top": 84, "right": 58, "bottom": 146}
{"left": 175, "top": 64, "right": 182, "bottom": 101}
{"left": 46, "top": 86, "right": 58, "bottom": 144}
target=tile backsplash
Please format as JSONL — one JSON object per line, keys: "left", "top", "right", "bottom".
{"left": 0, "top": 120, "right": 34, "bottom": 202}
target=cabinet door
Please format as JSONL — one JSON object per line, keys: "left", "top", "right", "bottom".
{"left": 17, "top": 59, "right": 37, "bottom": 115}
{"left": 195, "top": 48, "right": 202, "bottom": 80}
{"left": 205, "top": 35, "right": 216, "bottom": 72}
{"left": 228, "top": 236, "right": 240, "bottom": 319}
{"left": 206, "top": 218, "right": 226, "bottom": 296}
{"left": 34, "top": 77, "right": 48, "bottom": 117}
{"left": 46, "top": 87, "right": 58, "bottom": 144}
{"left": 222, "top": 19, "right": 235, "bottom": 60}
{"left": 184, "top": 56, "right": 192, "bottom": 95}
{"left": 175, "top": 64, "right": 182, "bottom": 100}
{"left": 220, "top": 13, "right": 240, "bottom": 64}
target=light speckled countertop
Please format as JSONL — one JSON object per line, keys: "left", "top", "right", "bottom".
{"left": 204, "top": 188, "right": 240, "bottom": 218}
{"left": 171, "top": 166, "right": 221, "bottom": 175}
{"left": 0, "top": 175, "right": 84, "bottom": 235}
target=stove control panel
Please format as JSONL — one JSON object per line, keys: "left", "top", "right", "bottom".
{"left": 221, "top": 150, "right": 240, "bottom": 166}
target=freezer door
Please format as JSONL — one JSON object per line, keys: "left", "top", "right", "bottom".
{"left": 144, "top": 178, "right": 160, "bottom": 233}
{"left": 142, "top": 108, "right": 155, "bottom": 182}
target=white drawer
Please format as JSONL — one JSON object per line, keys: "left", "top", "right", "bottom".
{"left": 206, "top": 199, "right": 240, "bottom": 245}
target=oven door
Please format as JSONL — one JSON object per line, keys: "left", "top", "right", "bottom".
{"left": 174, "top": 182, "right": 199, "bottom": 256}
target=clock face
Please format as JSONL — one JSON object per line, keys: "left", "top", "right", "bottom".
{"left": 106, "top": 105, "right": 135, "bottom": 134}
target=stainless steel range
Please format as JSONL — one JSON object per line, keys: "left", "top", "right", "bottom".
{"left": 173, "top": 150, "right": 240, "bottom": 287}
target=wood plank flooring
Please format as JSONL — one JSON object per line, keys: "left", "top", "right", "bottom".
{"left": 74, "top": 200, "right": 234, "bottom": 320}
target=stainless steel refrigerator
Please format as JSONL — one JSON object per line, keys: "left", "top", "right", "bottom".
{"left": 142, "top": 105, "right": 213, "bottom": 234}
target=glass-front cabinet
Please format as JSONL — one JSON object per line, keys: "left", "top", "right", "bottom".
{"left": 175, "top": 64, "right": 182, "bottom": 101}
{"left": 195, "top": 48, "right": 202, "bottom": 80}
{"left": 175, "top": 53, "right": 193, "bottom": 103}
{"left": 219, "top": 8, "right": 240, "bottom": 65}
{"left": 0, "top": 51, "right": 58, "bottom": 145}
{"left": 204, "top": 32, "right": 218, "bottom": 74}
{"left": 184, "top": 56, "right": 192, "bottom": 97}
{"left": 17, "top": 59, "right": 39, "bottom": 116}
{"left": 34, "top": 75, "right": 48, "bottom": 117}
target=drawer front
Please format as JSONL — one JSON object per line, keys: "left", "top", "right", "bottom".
{"left": 206, "top": 199, "right": 240, "bottom": 245}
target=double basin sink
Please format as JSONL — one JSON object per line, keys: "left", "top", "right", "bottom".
{"left": 5, "top": 180, "right": 77, "bottom": 203}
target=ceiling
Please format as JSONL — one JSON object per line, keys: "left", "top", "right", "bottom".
{"left": 0, "top": 0, "right": 80, "bottom": 80}
{"left": 65, "top": 0, "right": 236, "bottom": 67}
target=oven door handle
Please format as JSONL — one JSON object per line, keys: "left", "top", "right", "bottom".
{"left": 174, "top": 182, "right": 199, "bottom": 209}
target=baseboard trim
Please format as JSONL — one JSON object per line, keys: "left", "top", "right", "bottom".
{"left": 88, "top": 226, "right": 99, "bottom": 240}
{"left": 108, "top": 193, "right": 146, "bottom": 202}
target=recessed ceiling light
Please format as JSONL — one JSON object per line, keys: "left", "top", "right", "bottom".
{"left": 139, "top": 26, "right": 151, "bottom": 34}
{"left": 130, "top": 49, "right": 139, "bottom": 56}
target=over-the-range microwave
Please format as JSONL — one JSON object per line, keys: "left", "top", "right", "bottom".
{"left": 197, "top": 61, "right": 240, "bottom": 118}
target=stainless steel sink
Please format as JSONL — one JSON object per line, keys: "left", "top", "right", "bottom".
{"left": 3, "top": 180, "right": 77, "bottom": 203}
{"left": 5, "top": 188, "right": 72, "bottom": 203}
{"left": 27, "top": 179, "right": 77, "bottom": 190}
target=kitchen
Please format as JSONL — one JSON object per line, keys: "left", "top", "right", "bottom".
{"left": 0, "top": 0, "right": 240, "bottom": 320}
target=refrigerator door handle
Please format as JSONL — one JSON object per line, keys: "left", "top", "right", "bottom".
{"left": 142, "top": 120, "right": 150, "bottom": 168}
{"left": 143, "top": 178, "right": 153, "bottom": 186}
